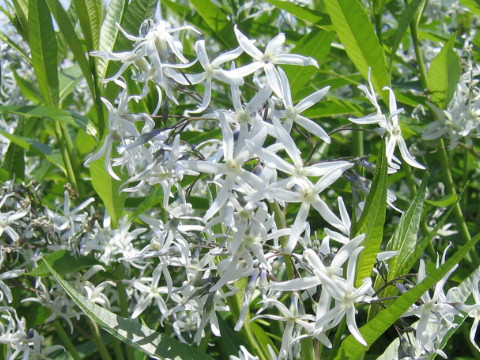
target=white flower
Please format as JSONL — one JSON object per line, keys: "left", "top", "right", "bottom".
{"left": 171, "top": 40, "right": 244, "bottom": 113}
{"left": 229, "top": 26, "right": 318, "bottom": 98}
{"left": 276, "top": 67, "right": 331, "bottom": 143}
{"left": 0, "top": 194, "right": 30, "bottom": 243}
{"left": 349, "top": 69, "right": 425, "bottom": 171}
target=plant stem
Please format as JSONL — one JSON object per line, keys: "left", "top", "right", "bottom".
{"left": 438, "top": 139, "right": 480, "bottom": 265}
{"left": 53, "top": 120, "right": 79, "bottom": 193}
{"left": 409, "top": 9, "right": 428, "bottom": 89}
{"left": 117, "top": 275, "right": 135, "bottom": 360}
{"left": 272, "top": 201, "right": 295, "bottom": 280}
{"left": 87, "top": 318, "right": 113, "bottom": 360}
{"left": 54, "top": 320, "right": 81, "bottom": 360}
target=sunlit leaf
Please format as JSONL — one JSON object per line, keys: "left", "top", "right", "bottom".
{"left": 28, "top": 0, "right": 59, "bottom": 107}
{"left": 324, "top": 0, "right": 390, "bottom": 103}
{"left": 427, "top": 35, "right": 461, "bottom": 109}
{"left": 0, "top": 105, "right": 97, "bottom": 136}
{"left": 354, "top": 139, "right": 388, "bottom": 287}
{"left": 27, "top": 250, "right": 102, "bottom": 277}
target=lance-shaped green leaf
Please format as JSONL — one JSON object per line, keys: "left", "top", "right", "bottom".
{"left": 388, "top": 0, "right": 426, "bottom": 71}
{"left": 28, "top": 0, "right": 59, "bottom": 107}
{"left": 97, "top": 0, "right": 127, "bottom": 81}
{"left": 324, "top": 0, "right": 390, "bottom": 103}
{"left": 90, "top": 156, "right": 125, "bottom": 228}
{"left": 333, "top": 232, "right": 480, "bottom": 359}
{"left": 0, "top": 105, "right": 97, "bottom": 136}
{"left": 114, "top": 0, "right": 157, "bottom": 52}
{"left": 73, "top": 0, "right": 101, "bottom": 52}
{"left": 264, "top": 0, "right": 332, "bottom": 30}
{"left": 377, "top": 266, "right": 480, "bottom": 359}
{"left": 354, "top": 140, "right": 388, "bottom": 287}
{"left": 12, "top": 0, "right": 29, "bottom": 40}
{"left": 44, "top": 0, "right": 99, "bottom": 113}
{"left": 0, "top": 32, "right": 31, "bottom": 64}
{"left": 0, "top": 129, "right": 65, "bottom": 172}
{"left": 26, "top": 250, "right": 101, "bottom": 277}
{"left": 189, "top": 0, "right": 236, "bottom": 48}
{"left": 386, "top": 172, "right": 428, "bottom": 282}
{"left": 2, "top": 120, "right": 25, "bottom": 180}
{"left": 427, "top": 35, "right": 461, "bottom": 109}
{"left": 44, "top": 257, "right": 214, "bottom": 360}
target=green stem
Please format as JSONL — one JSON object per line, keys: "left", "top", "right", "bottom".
{"left": 53, "top": 120, "right": 79, "bottom": 192}
{"left": 226, "top": 278, "right": 269, "bottom": 360}
{"left": 272, "top": 201, "right": 295, "bottom": 280}
{"left": 117, "top": 277, "right": 135, "bottom": 360}
{"left": 54, "top": 320, "right": 81, "bottom": 360}
{"left": 438, "top": 139, "right": 480, "bottom": 265}
{"left": 112, "top": 338, "right": 125, "bottom": 360}
{"left": 408, "top": 9, "right": 428, "bottom": 89}
{"left": 326, "top": 317, "right": 347, "bottom": 360}
{"left": 87, "top": 318, "right": 113, "bottom": 360}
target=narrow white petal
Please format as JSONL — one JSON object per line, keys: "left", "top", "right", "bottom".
{"left": 397, "top": 136, "right": 426, "bottom": 169}
{"left": 295, "top": 115, "right": 330, "bottom": 143}
{"left": 269, "top": 276, "right": 321, "bottom": 291}
{"left": 234, "top": 26, "right": 263, "bottom": 59}
{"left": 273, "top": 54, "right": 319, "bottom": 67}
{"left": 296, "top": 86, "right": 330, "bottom": 113}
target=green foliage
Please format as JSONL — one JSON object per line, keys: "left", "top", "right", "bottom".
{"left": 324, "top": 0, "right": 390, "bottom": 103}
{"left": 44, "top": 258, "right": 215, "bottom": 360}
{"left": 334, "top": 232, "right": 480, "bottom": 359}
{"left": 354, "top": 140, "right": 388, "bottom": 287}
{"left": 427, "top": 35, "right": 462, "bottom": 109}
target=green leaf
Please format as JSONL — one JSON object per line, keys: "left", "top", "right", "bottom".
{"left": 282, "top": 28, "right": 335, "bottom": 100}
{"left": 12, "top": 0, "right": 29, "bottom": 39}
{"left": 73, "top": 0, "right": 101, "bottom": 52}
{"left": 2, "top": 120, "right": 25, "bottom": 180}
{"left": 59, "top": 65, "right": 85, "bottom": 103}
{"left": 354, "top": 140, "right": 388, "bottom": 287}
{"left": 44, "top": 258, "right": 215, "bottom": 360}
{"left": 114, "top": 0, "right": 157, "bottom": 52}
{"left": 0, "top": 105, "right": 97, "bottom": 136}
{"left": 334, "top": 232, "right": 480, "bottom": 358}
{"left": 0, "top": 31, "right": 31, "bottom": 64}
{"left": 386, "top": 173, "right": 428, "bottom": 281}
{"left": 28, "top": 0, "right": 59, "bottom": 107}
{"left": 12, "top": 70, "right": 43, "bottom": 103}
{"left": 427, "top": 35, "right": 461, "bottom": 109}
{"left": 264, "top": 0, "right": 332, "bottom": 30}
{"left": 388, "top": 0, "right": 426, "bottom": 71}
{"left": 377, "top": 267, "right": 479, "bottom": 360}
{"left": 26, "top": 250, "right": 102, "bottom": 277}
{"left": 425, "top": 193, "right": 458, "bottom": 207}
{"left": 90, "top": 156, "right": 125, "bottom": 228}
{"left": 324, "top": 0, "right": 390, "bottom": 103}
{"left": 460, "top": 0, "right": 480, "bottom": 15}
{"left": 189, "top": 0, "right": 236, "bottom": 47}
{"left": 44, "top": 0, "right": 98, "bottom": 110}
{"left": 97, "top": 0, "right": 127, "bottom": 81}
{"left": 0, "top": 129, "right": 65, "bottom": 172}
